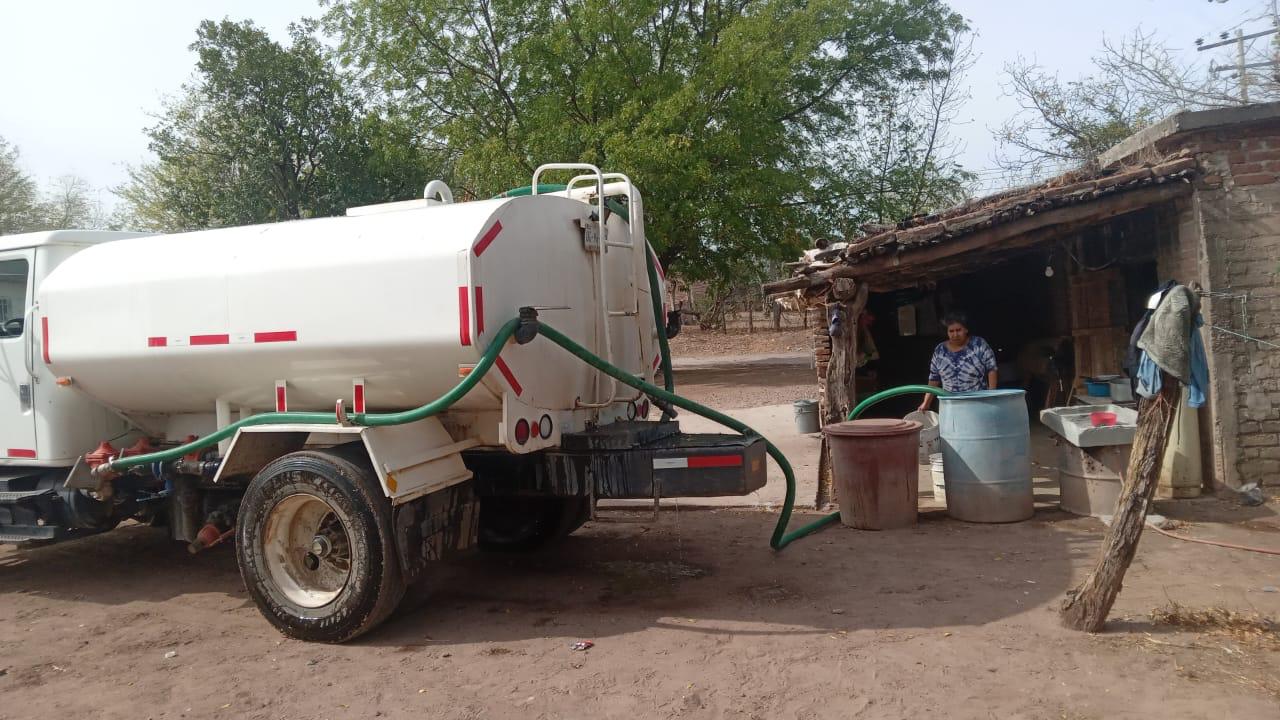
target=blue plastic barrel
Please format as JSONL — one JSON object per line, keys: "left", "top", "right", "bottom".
{"left": 938, "top": 389, "right": 1033, "bottom": 522}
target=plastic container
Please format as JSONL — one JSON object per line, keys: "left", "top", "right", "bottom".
{"left": 824, "top": 419, "right": 923, "bottom": 530}
{"left": 1090, "top": 411, "right": 1117, "bottom": 427}
{"left": 929, "top": 452, "right": 946, "bottom": 505}
{"left": 938, "top": 389, "right": 1033, "bottom": 523}
{"left": 793, "top": 399, "right": 820, "bottom": 434}
{"left": 1058, "top": 443, "right": 1130, "bottom": 517}
{"left": 1084, "top": 380, "right": 1111, "bottom": 397}
{"left": 904, "top": 410, "right": 940, "bottom": 463}
{"left": 1108, "top": 378, "right": 1134, "bottom": 403}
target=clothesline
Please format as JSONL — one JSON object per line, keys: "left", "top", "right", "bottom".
{"left": 1209, "top": 324, "right": 1280, "bottom": 350}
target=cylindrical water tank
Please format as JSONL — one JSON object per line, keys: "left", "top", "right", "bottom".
{"left": 938, "top": 389, "right": 1033, "bottom": 523}
{"left": 37, "top": 193, "right": 653, "bottom": 416}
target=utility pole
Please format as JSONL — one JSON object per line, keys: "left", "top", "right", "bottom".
{"left": 1198, "top": 22, "right": 1280, "bottom": 105}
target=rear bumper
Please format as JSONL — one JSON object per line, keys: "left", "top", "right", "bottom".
{"left": 465, "top": 422, "right": 768, "bottom": 499}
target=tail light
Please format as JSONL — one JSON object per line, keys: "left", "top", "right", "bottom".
{"left": 538, "top": 414, "right": 553, "bottom": 439}
{"left": 514, "top": 418, "right": 531, "bottom": 445}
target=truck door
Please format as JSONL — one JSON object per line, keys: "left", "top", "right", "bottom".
{"left": 0, "top": 252, "right": 36, "bottom": 460}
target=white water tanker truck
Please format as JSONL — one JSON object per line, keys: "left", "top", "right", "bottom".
{"left": 0, "top": 165, "right": 769, "bottom": 642}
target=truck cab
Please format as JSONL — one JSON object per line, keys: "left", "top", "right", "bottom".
{"left": 0, "top": 231, "right": 148, "bottom": 541}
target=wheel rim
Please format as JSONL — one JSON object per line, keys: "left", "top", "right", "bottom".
{"left": 262, "top": 492, "right": 353, "bottom": 608}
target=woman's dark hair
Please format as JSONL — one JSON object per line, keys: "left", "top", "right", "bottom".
{"left": 941, "top": 310, "right": 969, "bottom": 329}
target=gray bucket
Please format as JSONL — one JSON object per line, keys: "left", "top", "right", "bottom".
{"left": 793, "top": 399, "right": 820, "bottom": 434}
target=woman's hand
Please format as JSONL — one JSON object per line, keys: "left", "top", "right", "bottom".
{"left": 918, "top": 397, "right": 933, "bottom": 413}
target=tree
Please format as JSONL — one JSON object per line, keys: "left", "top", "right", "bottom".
{"left": 0, "top": 137, "right": 40, "bottom": 235}
{"left": 996, "top": 6, "right": 1280, "bottom": 178}
{"left": 39, "top": 175, "right": 98, "bottom": 230}
{"left": 324, "top": 0, "right": 967, "bottom": 281}
{"left": 119, "top": 19, "right": 435, "bottom": 232}
{"left": 995, "top": 57, "right": 1161, "bottom": 179}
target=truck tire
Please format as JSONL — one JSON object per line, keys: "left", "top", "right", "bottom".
{"left": 237, "top": 450, "right": 404, "bottom": 643}
{"left": 478, "top": 496, "right": 592, "bottom": 551}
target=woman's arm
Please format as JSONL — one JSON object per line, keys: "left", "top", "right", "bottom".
{"left": 987, "top": 369, "right": 998, "bottom": 390}
{"left": 920, "top": 379, "right": 942, "bottom": 411}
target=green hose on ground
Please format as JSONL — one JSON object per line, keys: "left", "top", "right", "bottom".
{"left": 748, "top": 384, "right": 953, "bottom": 545}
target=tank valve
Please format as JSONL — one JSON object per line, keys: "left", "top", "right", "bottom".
{"left": 516, "top": 307, "right": 540, "bottom": 345}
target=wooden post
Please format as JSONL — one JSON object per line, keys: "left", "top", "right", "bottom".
{"left": 1060, "top": 373, "right": 1180, "bottom": 632}
{"left": 814, "top": 280, "right": 868, "bottom": 508}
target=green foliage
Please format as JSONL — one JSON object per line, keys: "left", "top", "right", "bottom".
{"left": 0, "top": 137, "right": 41, "bottom": 235}
{"left": 325, "top": 0, "right": 967, "bottom": 280}
{"left": 119, "top": 19, "right": 435, "bottom": 232}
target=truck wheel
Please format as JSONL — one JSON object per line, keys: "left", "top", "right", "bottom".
{"left": 478, "top": 497, "right": 592, "bottom": 551}
{"left": 237, "top": 450, "right": 404, "bottom": 643}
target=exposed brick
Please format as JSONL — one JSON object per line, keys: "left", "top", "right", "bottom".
{"left": 1239, "top": 459, "right": 1280, "bottom": 477}
{"left": 1241, "top": 433, "right": 1279, "bottom": 447}
{"left": 1232, "top": 162, "right": 1265, "bottom": 175}
{"left": 1235, "top": 173, "right": 1277, "bottom": 186}
{"left": 1228, "top": 151, "right": 1248, "bottom": 164}
{"left": 1249, "top": 148, "right": 1280, "bottom": 162}
{"left": 1255, "top": 445, "right": 1280, "bottom": 460}
{"left": 1241, "top": 421, "right": 1262, "bottom": 433}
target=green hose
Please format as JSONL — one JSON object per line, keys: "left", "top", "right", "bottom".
{"left": 102, "top": 318, "right": 522, "bottom": 473}
{"left": 848, "top": 385, "right": 949, "bottom": 421}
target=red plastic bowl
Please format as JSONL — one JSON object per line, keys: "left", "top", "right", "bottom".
{"left": 1090, "top": 411, "right": 1117, "bottom": 427}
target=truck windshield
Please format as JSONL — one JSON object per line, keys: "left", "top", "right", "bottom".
{"left": 0, "top": 258, "right": 30, "bottom": 338}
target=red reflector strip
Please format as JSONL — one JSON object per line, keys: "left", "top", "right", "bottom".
{"left": 275, "top": 381, "right": 288, "bottom": 412}
{"left": 147, "top": 336, "right": 167, "bottom": 348}
{"left": 190, "top": 334, "right": 229, "bottom": 346}
{"left": 688, "top": 455, "right": 744, "bottom": 469}
{"left": 7, "top": 449, "right": 36, "bottom": 459}
{"left": 473, "top": 221, "right": 503, "bottom": 256}
{"left": 458, "top": 286, "right": 471, "bottom": 346}
{"left": 653, "top": 455, "right": 743, "bottom": 470}
{"left": 474, "top": 286, "right": 485, "bottom": 335}
{"left": 41, "top": 317, "right": 50, "bottom": 364}
{"left": 254, "top": 330, "right": 297, "bottom": 343}
{"left": 353, "top": 379, "right": 366, "bottom": 414}
{"left": 494, "top": 355, "right": 523, "bottom": 396}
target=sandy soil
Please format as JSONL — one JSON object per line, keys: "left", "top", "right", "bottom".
{"left": 668, "top": 327, "right": 813, "bottom": 359}
{"left": 673, "top": 364, "right": 817, "bottom": 410}
{"left": 2, "top": 503, "right": 1278, "bottom": 720}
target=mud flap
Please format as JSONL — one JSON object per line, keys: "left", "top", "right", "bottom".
{"left": 393, "top": 483, "right": 480, "bottom": 583}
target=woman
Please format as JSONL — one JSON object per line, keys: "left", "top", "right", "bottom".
{"left": 918, "top": 311, "right": 998, "bottom": 412}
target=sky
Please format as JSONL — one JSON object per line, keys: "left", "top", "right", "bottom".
{"left": 0, "top": 0, "right": 1266, "bottom": 206}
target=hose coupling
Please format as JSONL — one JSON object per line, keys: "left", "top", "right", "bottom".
{"left": 515, "top": 307, "right": 540, "bottom": 345}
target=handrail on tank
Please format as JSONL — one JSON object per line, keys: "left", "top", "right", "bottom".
{"left": 530, "top": 164, "right": 616, "bottom": 408}
{"left": 567, "top": 172, "right": 636, "bottom": 250}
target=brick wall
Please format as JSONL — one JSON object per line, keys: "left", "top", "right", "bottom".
{"left": 1162, "top": 127, "right": 1280, "bottom": 487}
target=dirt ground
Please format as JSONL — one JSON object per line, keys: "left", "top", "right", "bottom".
{"left": 2, "top": 502, "right": 1279, "bottom": 719}
{"left": 3, "top": 333, "right": 1280, "bottom": 719}
{"left": 668, "top": 326, "right": 812, "bottom": 359}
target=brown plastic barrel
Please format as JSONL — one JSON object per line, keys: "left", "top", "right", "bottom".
{"left": 823, "top": 419, "right": 923, "bottom": 530}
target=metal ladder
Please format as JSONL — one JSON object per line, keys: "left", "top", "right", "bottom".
{"left": 532, "top": 165, "right": 643, "bottom": 408}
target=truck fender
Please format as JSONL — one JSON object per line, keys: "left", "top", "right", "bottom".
{"left": 214, "top": 417, "right": 477, "bottom": 505}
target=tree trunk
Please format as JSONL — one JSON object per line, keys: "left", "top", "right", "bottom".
{"left": 747, "top": 298, "right": 754, "bottom": 334}
{"left": 1060, "top": 374, "right": 1180, "bottom": 632}
{"left": 814, "top": 281, "right": 868, "bottom": 508}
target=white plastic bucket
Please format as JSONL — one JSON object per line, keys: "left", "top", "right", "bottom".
{"left": 1109, "top": 378, "right": 1134, "bottom": 403}
{"left": 929, "top": 452, "right": 946, "bottom": 505}
{"left": 905, "top": 410, "right": 941, "bottom": 463}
